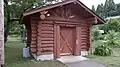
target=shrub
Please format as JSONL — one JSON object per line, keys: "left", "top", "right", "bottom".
{"left": 105, "top": 30, "right": 120, "bottom": 47}
{"left": 93, "top": 45, "right": 113, "bottom": 56}
{"left": 92, "top": 26, "right": 104, "bottom": 41}
{"left": 99, "top": 19, "right": 120, "bottom": 33}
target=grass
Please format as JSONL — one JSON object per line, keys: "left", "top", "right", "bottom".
{"left": 5, "top": 37, "right": 66, "bottom": 67}
{"left": 5, "top": 37, "right": 120, "bottom": 67}
{"left": 88, "top": 40, "right": 120, "bottom": 67}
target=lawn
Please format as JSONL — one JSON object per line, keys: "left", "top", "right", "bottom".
{"left": 5, "top": 37, "right": 120, "bottom": 67}
{"left": 5, "top": 37, "right": 66, "bottom": 67}
{"left": 88, "top": 40, "right": 120, "bottom": 67}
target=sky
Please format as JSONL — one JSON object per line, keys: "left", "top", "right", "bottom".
{"left": 80, "top": 0, "right": 120, "bottom": 8}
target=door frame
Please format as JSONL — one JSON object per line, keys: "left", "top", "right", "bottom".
{"left": 54, "top": 24, "right": 81, "bottom": 59}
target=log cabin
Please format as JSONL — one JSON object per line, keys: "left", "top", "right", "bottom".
{"left": 22, "top": 0, "right": 105, "bottom": 60}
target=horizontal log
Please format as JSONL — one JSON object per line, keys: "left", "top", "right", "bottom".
{"left": 41, "top": 26, "right": 53, "bottom": 30}
{"left": 81, "top": 32, "right": 89, "bottom": 35}
{"left": 31, "top": 25, "right": 37, "bottom": 28}
{"left": 81, "top": 40, "right": 87, "bottom": 43}
{"left": 41, "top": 44, "right": 53, "bottom": 48}
{"left": 81, "top": 29, "right": 89, "bottom": 31}
{"left": 81, "top": 49, "right": 87, "bottom": 51}
{"left": 30, "top": 48, "right": 37, "bottom": 52}
{"left": 81, "top": 43, "right": 87, "bottom": 45}
{"left": 30, "top": 45, "right": 37, "bottom": 48}
{"left": 81, "top": 35, "right": 89, "bottom": 38}
{"left": 31, "top": 28, "right": 37, "bottom": 31}
{"left": 81, "top": 34, "right": 88, "bottom": 37}
{"left": 31, "top": 41, "right": 37, "bottom": 44}
{"left": 41, "top": 24, "right": 53, "bottom": 27}
{"left": 31, "top": 38, "right": 37, "bottom": 41}
{"left": 40, "top": 47, "right": 53, "bottom": 52}
{"left": 81, "top": 27, "right": 89, "bottom": 30}
{"left": 81, "top": 24, "right": 89, "bottom": 26}
{"left": 55, "top": 21, "right": 81, "bottom": 25}
{"left": 41, "top": 41, "right": 54, "bottom": 44}
{"left": 41, "top": 34, "right": 54, "bottom": 38}
{"left": 57, "top": 24, "right": 79, "bottom": 27}
{"left": 32, "top": 30, "right": 37, "bottom": 34}
{"left": 31, "top": 24, "right": 37, "bottom": 27}
{"left": 31, "top": 34, "right": 37, "bottom": 37}
{"left": 41, "top": 38, "right": 54, "bottom": 41}
{"left": 81, "top": 46, "right": 87, "bottom": 49}
{"left": 81, "top": 38, "right": 89, "bottom": 40}
{"left": 42, "top": 21, "right": 54, "bottom": 24}
{"left": 37, "top": 47, "right": 53, "bottom": 50}
{"left": 31, "top": 21, "right": 37, "bottom": 24}
{"left": 41, "top": 30, "right": 53, "bottom": 34}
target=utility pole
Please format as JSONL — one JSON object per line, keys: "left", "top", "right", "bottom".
{"left": 0, "top": 0, "right": 4, "bottom": 66}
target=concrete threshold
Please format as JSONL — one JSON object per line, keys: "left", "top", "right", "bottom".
{"left": 57, "top": 55, "right": 89, "bottom": 63}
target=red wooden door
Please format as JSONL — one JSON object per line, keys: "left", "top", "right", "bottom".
{"left": 60, "top": 27, "right": 76, "bottom": 55}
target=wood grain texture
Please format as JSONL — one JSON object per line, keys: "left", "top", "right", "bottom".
{"left": 37, "top": 22, "right": 54, "bottom": 55}
{"left": 30, "top": 20, "right": 37, "bottom": 54}
{"left": 80, "top": 24, "right": 90, "bottom": 51}
{"left": 56, "top": 25, "right": 60, "bottom": 58}
{"left": 74, "top": 27, "right": 80, "bottom": 55}
{"left": 37, "top": 21, "right": 42, "bottom": 55}
{"left": 89, "top": 25, "right": 92, "bottom": 51}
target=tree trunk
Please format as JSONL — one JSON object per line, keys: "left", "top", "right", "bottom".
{"left": 0, "top": 0, "right": 5, "bottom": 66}
{"left": 4, "top": 19, "right": 10, "bottom": 43}
{"left": 4, "top": 5, "right": 10, "bottom": 43}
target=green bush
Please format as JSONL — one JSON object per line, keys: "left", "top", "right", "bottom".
{"left": 99, "top": 19, "right": 120, "bottom": 33}
{"left": 92, "top": 26, "right": 104, "bottom": 41}
{"left": 93, "top": 45, "right": 113, "bottom": 56}
{"left": 105, "top": 30, "right": 120, "bottom": 47}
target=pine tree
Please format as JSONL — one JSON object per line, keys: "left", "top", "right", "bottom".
{"left": 92, "top": 5, "right": 95, "bottom": 12}
{"left": 96, "top": 4, "right": 104, "bottom": 18}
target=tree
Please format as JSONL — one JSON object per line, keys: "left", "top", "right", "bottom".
{"left": 116, "top": 3, "right": 120, "bottom": 15}
{"left": 95, "top": 0, "right": 118, "bottom": 18}
{"left": 99, "top": 19, "right": 120, "bottom": 33}
{"left": 92, "top": 5, "right": 95, "bottom": 12}
{"left": 4, "top": 0, "right": 58, "bottom": 43}
{"left": 96, "top": 4, "right": 104, "bottom": 18}
{"left": 104, "top": 0, "right": 117, "bottom": 16}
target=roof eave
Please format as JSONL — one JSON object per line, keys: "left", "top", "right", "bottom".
{"left": 23, "top": 0, "right": 76, "bottom": 17}
{"left": 76, "top": 0, "right": 105, "bottom": 24}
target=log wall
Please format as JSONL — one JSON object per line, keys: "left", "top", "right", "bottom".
{"left": 30, "top": 21, "right": 38, "bottom": 54}
{"left": 80, "top": 24, "right": 91, "bottom": 51}
{"left": 37, "top": 21, "right": 54, "bottom": 55}
{"left": 29, "top": 20, "right": 92, "bottom": 56}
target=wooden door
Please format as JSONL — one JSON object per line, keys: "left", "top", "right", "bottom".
{"left": 60, "top": 27, "right": 76, "bottom": 55}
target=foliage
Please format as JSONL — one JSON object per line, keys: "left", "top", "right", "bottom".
{"left": 104, "top": 30, "right": 120, "bottom": 47}
{"left": 92, "top": 26, "right": 104, "bottom": 41}
{"left": 4, "top": 0, "right": 58, "bottom": 42}
{"left": 96, "top": 4, "right": 104, "bottom": 18}
{"left": 94, "top": 0, "right": 120, "bottom": 18}
{"left": 92, "top": 5, "right": 95, "bottom": 12}
{"left": 93, "top": 45, "right": 112, "bottom": 56}
{"left": 90, "top": 40, "right": 120, "bottom": 67}
{"left": 9, "top": 22, "right": 21, "bottom": 36}
{"left": 99, "top": 19, "right": 120, "bottom": 33}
